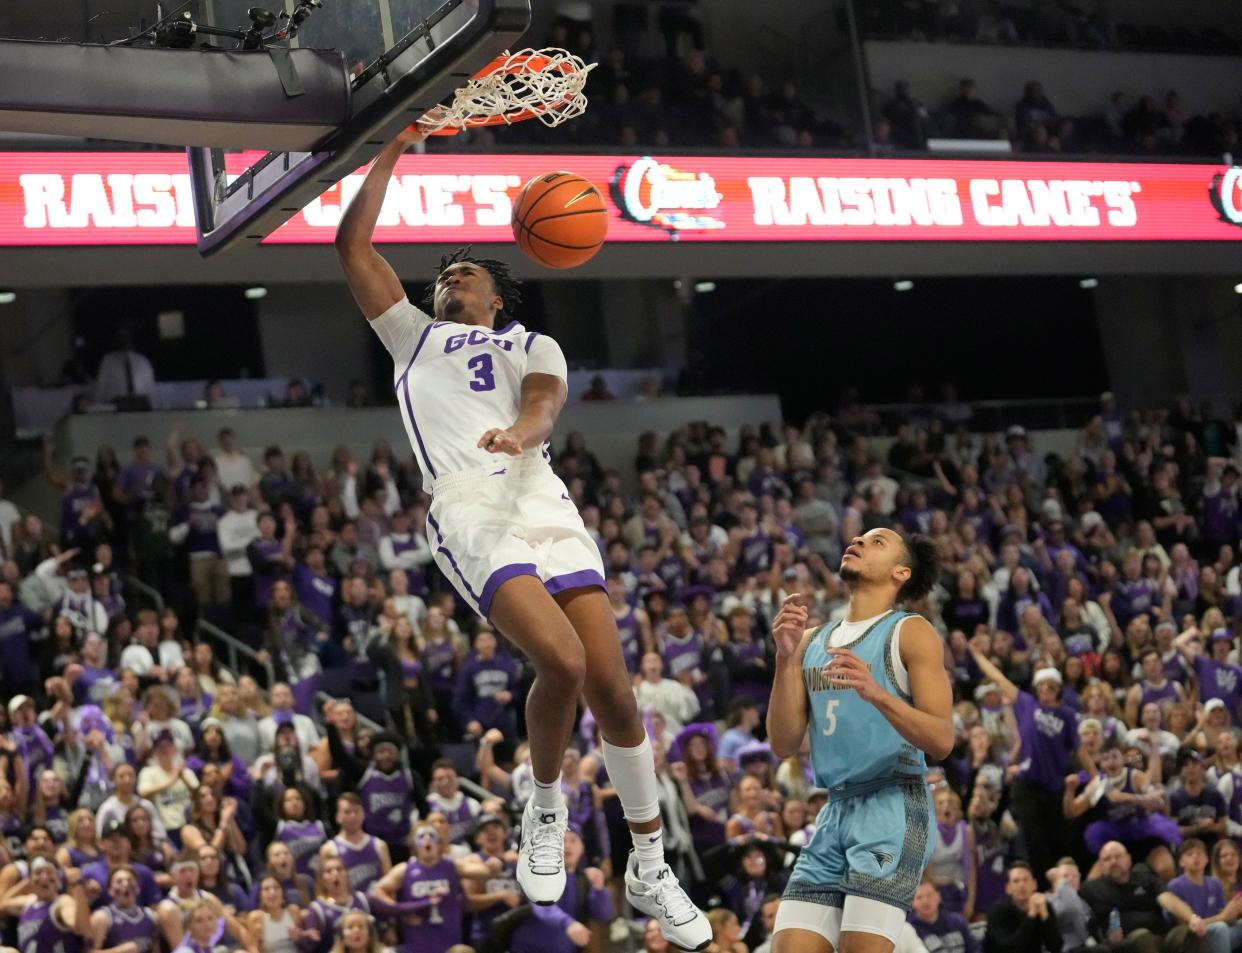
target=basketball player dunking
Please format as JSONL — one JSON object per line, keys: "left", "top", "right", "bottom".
{"left": 335, "top": 123, "right": 710, "bottom": 950}
{"left": 767, "top": 529, "right": 953, "bottom": 953}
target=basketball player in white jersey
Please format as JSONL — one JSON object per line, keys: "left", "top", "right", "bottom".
{"left": 334, "top": 123, "right": 709, "bottom": 951}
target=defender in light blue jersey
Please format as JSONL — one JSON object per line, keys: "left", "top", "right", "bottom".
{"left": 767, "top": 528, "right": 953, "bottom": 953}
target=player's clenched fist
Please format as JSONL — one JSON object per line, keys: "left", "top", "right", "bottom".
{"left": 773, "top": 593, "right": 810, "bottom": 659}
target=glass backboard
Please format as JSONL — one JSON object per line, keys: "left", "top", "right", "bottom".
{"left": 188, "top": 0, "right": 530, "bottom": 256}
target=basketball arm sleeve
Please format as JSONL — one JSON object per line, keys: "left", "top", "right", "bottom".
{"left": 523, "top": 333, "right": 568, "bottom": 382}
{"left": 369, "top": 298, "right": 433, "bottom": 361}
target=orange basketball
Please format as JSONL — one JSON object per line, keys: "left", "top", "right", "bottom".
{"left": 511, "top": 171, "right": 608, "bottom": 269}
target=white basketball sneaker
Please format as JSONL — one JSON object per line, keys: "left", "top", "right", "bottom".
{"left": 625, "top": 853, "right": 712, "bottom": 951}
{"left": 517, "top": 800, "right": 568, "bottom": 905}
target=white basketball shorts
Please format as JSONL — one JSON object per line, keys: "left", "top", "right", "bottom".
{"left": 425, "top": 457, "right": 606, "bottom": 619}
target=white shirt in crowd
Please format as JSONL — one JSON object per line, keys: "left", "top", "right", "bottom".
{"left": 390, "top": 593, "right": 428, "bottom": 628}
{"left": 258, "top": 712, "right": 321, "bottom": 755}
{"left": 215, "top": 450, "right": 258, "bottom": 491}
{"left": 424, "top": 790, "right": 481, "bottom": 832}
{"left": 379, "top": 533, "right": 434, "bottom": 573}
{"left": 96, "top": 794, "right": 169, "bottom": 840}
{"left": 218, "top": 508, "right": 261, "bottom": 577}
{"left": 137, "top": 761, "right": 198, "bottom": 831}
{"left": 96, "top": 349, "right": 155, "bottom": 401}
{"left": 634, "top": 677, "right": 700, "bottom": 733}
{"left": 34, "top": 558, "right": 110, "bottom": 633}
{"left": 119, "top": 639, "right": 187, "bottom": 678}
{"left": 0, "top": 495, "right": 19, "bottom": 555}
{"left": 340, "top": 473, "right": 401, "bottom": 518}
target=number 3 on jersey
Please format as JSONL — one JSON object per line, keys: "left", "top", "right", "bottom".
{"left": 822, "top": 698, "right": 839, "bottom": 736}
{"left": 467, "top": 353, "right": 496, "bottom": 392}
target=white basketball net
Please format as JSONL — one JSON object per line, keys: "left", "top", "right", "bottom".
{"left": 419, "top": 47, "right": 596, "bottom": 133}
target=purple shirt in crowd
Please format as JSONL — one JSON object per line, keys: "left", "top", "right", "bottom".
{"left": 1013, "top": 690, "right": 1078, "bottom": 792}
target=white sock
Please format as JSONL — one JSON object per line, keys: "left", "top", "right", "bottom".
{"left": 601, "top": 735, "right": 664, "bottom": 872}
{"left": 531, "top": 774, "right": 563, "bottom": 811}
{"left": 632, "top": 826, "right": 666, "bottom": 878}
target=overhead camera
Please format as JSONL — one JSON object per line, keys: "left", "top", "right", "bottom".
{"left": 149, "top": 0, "right": 323, "bottom": 50}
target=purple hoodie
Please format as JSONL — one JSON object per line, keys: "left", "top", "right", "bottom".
{"left": 452, "top": 650, "right": 518, "bottom": 731}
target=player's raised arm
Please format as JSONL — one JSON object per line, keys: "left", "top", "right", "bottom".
{"left": 766, "top": 594, "right": 814, "bottom": 758}
{"left": 335, "top": 125, "right": 427, "bottom": 321}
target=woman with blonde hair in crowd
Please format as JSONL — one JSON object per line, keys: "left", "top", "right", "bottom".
{"left": 208, "top": 682, "right": 261, "bottom": 766}
{"left": 706, "top": 908, "right": 747, "bottom": 953}
{"left": 327, "top": 910, "right": 384, "bottom": 953}
{"left": 774, "top": 737, "right": 812, "bottom": 803}
{"left": 302, "top": 855, "right": 371, "bottom": 953}
{"left": 725, "top": 775, "right": 782, "bottom": 844}
{"left": 237, "top": 675, "right": 272, "bottom": 719}
{"left": 134, "top": 686, "right": 193, "bottom": 758}
{"left": 174, "top": 896, "right": 251, "bottom": 953}
{"left": 928, "top": 788, "right": 976, "bottom": 919}
{"left": 55, "top": 808, "right": 100, "bottom": 868}
{"left": 30, "top": 769, "right": 69, "bottom": 843}
{"left": 1208, "top": 728, "right": 1242, "bottom": 797}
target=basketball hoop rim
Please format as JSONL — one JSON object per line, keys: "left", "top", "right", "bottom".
{"left": 422, "top": 46, "right": 594, "bottom": 136}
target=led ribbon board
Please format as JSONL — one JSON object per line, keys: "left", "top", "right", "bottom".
{"left": 3, "top": 153, "right": 1241, "bottom": 245}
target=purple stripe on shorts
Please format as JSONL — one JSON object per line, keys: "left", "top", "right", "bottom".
{"left": 426, "top": 512, "right": 480, "bottom": 605}
{"left": 544, "top": 569, "right": 606, "bottom": 597}
{"left": 479, "top": 563, "right": 538, "bottom": 619}
{"left": 524, "top": 332, "right": 539, "bottom": 353}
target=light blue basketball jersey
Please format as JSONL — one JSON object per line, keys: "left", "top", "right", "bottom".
{"left": 802, "top": 610, "right": 927, "bottom": 797}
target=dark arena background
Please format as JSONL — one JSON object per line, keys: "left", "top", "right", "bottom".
{"left": 0, "top": 1, "right": 1241, "bottom": 951}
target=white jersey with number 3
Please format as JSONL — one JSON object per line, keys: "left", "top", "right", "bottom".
{"left": 370, "top": 297, "right": 568, "bottom": 490}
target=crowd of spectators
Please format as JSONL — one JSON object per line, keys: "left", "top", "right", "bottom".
{"left": 876, "top": 75, "right": 1241, "bottom": 158}
{"left": 0, "top": 388, "right": 1241, "bottom": 953}
{"left": 860, "top": 0, "right": 1242, "bottom": 56}
{"left": 431, "top": 1, "right": 1242, "bottom": 158}
{"left": 447, "top": 23, "right": 836, "bottom": 153}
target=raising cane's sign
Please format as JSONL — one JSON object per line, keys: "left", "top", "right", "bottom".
{"left": 1, "top": 152, "right": 1241, "bottom": 246}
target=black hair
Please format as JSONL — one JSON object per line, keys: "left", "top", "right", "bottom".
{"left": 897, "top": 533, "right": 939, "bottom": 603}
{"left": 422, "top": 246, "right": 522, "bottom": 317}
{"left": 1006, "top": 860, "right": 1035, "bottom": 878}
{"left": 728, "top": 698, "right": 758, "bottom": 725}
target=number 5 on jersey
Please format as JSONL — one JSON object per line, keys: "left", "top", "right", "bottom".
{"left": 822, "top": 698, "right": 839, "bottom": 736}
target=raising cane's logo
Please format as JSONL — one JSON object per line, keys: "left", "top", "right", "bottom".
{"left": 610, "top": 156, "right": 725, "bottom": 236}
{"left": 1209, "top": 166, "right": 1242, "bottom": 227}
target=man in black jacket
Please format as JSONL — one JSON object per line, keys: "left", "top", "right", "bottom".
{"left": 1079, "top": 841, "right": 1205, "bottom": 953}
{"left": 984, "top": 861, "right": 1062, "bottom": 953}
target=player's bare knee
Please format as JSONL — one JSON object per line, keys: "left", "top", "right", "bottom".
{"left": 537, "top": 638, "right": 587, "bottom": 688}
{"left": 587, "top": 676, "right": 640, "bottom": 732}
